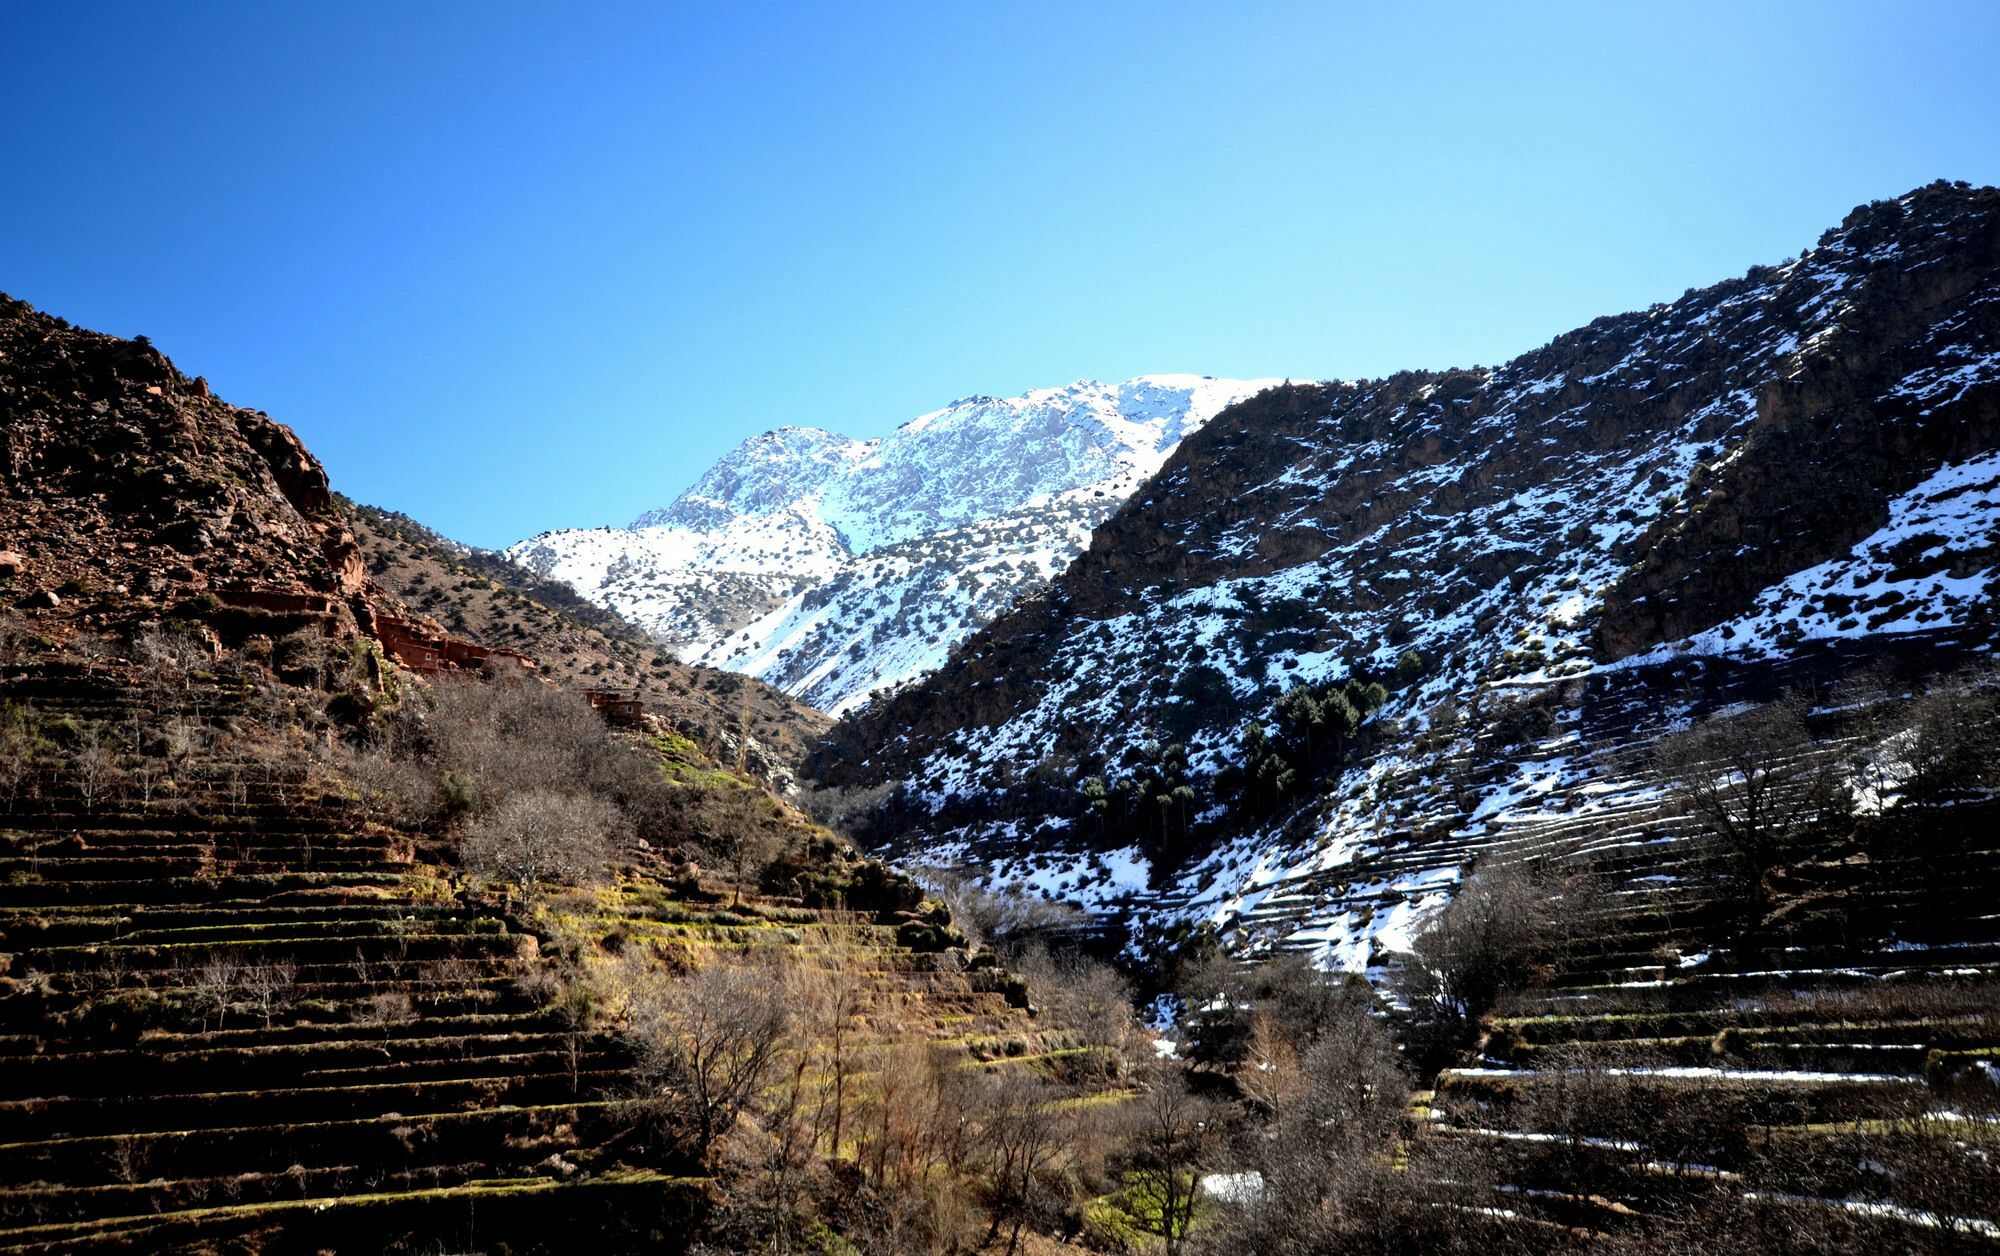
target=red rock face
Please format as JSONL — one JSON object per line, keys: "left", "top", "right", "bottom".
{"left": 0, "top": 292, "right": 462, "bottom": 661}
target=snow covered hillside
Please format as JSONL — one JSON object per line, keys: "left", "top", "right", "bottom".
{"left": 814, "top": 181, "right": 2000, "bottom": 968}
{"left": 506, "top": 375, "right": 1282, "bottom": 711}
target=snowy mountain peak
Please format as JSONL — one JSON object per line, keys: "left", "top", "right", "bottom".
{"left": 824, "top": 375, "right": 1285, "bottom": 553}
{"left": 505, "top": 374, "right": 1284, "bottom": 708}
{"left": 632, "top": 426, "right": 874, "bottom": 533}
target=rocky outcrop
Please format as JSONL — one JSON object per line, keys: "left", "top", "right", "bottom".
{"left": 1595, "top": 194, "right": 2000, "bottom": 656}
{"left": 0, "top": 294, "right": 497, "bottom": 667}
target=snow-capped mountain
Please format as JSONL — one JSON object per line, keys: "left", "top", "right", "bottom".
{"left": 507, "top": 375, "right": 1283, "bottom": 711}
{"left": 814, "top": 181, "right": 2000, "bottom": 965}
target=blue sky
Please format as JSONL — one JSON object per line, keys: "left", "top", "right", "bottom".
{"left": 4, "top": 2, "right": 1997, "bottom": 548}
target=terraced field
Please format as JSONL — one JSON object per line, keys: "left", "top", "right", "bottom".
{"left": 1423, "top": 773, "right": 2000, "bottom": 1245}
{"left": 0, "top": 664, "right": 1052, "bottom": 1253}
{"left": 1184, "top": 651, "right": 2000, "bottom": 1246}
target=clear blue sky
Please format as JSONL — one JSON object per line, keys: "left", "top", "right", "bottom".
{"left": 4, "top": 3, "right": 1996, "bottom": 548}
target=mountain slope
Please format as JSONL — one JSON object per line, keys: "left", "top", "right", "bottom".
{"left": 0, "top": 296, "right": 374, "bottom": 637}
{"left": 507, "top": 375, "right": 1282, "bottom": 711}
{"left": 0, "top": 291, "right": 826, "bottom": 789}
{"left": 812, "top": 181, "right": 2000, "bottom": 960}
{"left": 0, "top": 294, "right": 1121, "bottom": 1254}
{"left": 344, "top": 502, "right": 831, "bottom": 786}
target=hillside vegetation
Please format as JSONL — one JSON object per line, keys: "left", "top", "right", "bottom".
{"left": 344, "top": 500, "right": 830, "bottom": 788}
{"left": 0, "top": 628, "right": 1161, "bottom": 1253}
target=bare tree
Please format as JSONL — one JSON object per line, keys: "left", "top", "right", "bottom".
{"left": 798, "top": 958, "right": 871, "bottom": 1165}
{"left": 0, "top": 712, "right": 41, "bottom": 808}
{"left": 624, "top": 956, "right": 796, "bottom": 1164}
{"left": 460, "top": 789, "right": 618, "bottom": 899}
{"left": 1879, "top": 678, "right": 2000, "bottom": 808}
{"left": 1206, "top": 1000, "right": 1408, "bottom": 1256}
{"left": 699, "top": 786, "right": 786, "bottom": 908}
{"left": 1125, "top": 1067, "right": 1223, "bottom": 1255}
{"left": 976, "top": 1067, "right": 1079, "bottom": 1256}
{"left": 330, "top": 740, "right": 439, "bottom": 828}
{"left": 72, "top": 727, "right": 119, "bottom": 813}
{"left": 1014, "top": 945, "right": 1136, "bottom": 1054}
{"left": 1653, "top": 692, "right": 1849, "bottom": 884}
{"left": 801, "top": 780, "right": 895, "bottom": 833}
{"left": 240, "top": 957, "right": 298, "bottom": 1028}
{"left": 1397, "top": 859, "right": 1557, "bottom": 1066}
{"left": 135, "top": 626, "right": 210, "bottom": 696}
{"left": 189, "top": 952, "right": 244, "bottom": 1033}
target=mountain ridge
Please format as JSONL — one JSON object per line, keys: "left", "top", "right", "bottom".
{"left": 507, "top": 373, "right": 1285, "bottom": 711}
{"left": 811, "top": 179, "right": 2000, "bottom": 964}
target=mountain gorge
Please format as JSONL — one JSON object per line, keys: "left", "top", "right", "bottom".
{"left": 507, "top": 376, "right": 1280, "bottom": 712}
{"left": 815, "top": 181, "right": 2000, "bottom": 962}
{"left": 4, "top": 183, "right": 1999, "bottom": 1252}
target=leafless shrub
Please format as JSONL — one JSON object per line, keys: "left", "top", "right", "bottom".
{"left": 273, "top": 629, "right": 336, "bottom": 688}
{"left": 0, "top": 710, "right": 43, "bottom": 808}
{"left": 361, "top": 990, "right": 415, "bottom": 1025}
{"left": 622, "top": 955, "right": 797, "bottom": 1163}
{"left": 161, "top": 717, "right": 208, "bottom": 775}
{"left": 975, "top": 1065, "right": 1090, "bottom": 1256}
{"left": 794, "top": 961, "right": 871, "bottom": 1166}
{"left": 1654, "top": 691, "right": 1850, "bottom": 884}
{"left": 1876, "top": 677, "right": 2000, "bottom": 808}
{"left": 432, "top": 675, "right": 649, "bottom": 805}
{"left": 105, "top": 1138, "right": 150, "bottom": 1186}
{"left": 800, "top": 780, "right": 895, "bottom": 833}
{"left": 1178, "top": 950, "right": 1340, "bottom": 1071}
{"left": 0, "top": 611, "right": 26, "bottom": 666}
{"left": 328, "top": 739, "right": 439, "bottom": 827}
{"left": 1013, "top": 945, "right": 1136, "bottom": 1055}
{"left": 919, "top": 869, "right": 1087, "bottom": 954}
{"left": 70, "top": 631, "right": 111, "bottom": 676}
{"left": 460, "top": 788, "right": 618, "bottom": 898}
{"left": 130, "top": 755, "right": 159, "bottom": 809}
{"left": 1181, "top": 955, "right": 1412, "bottom": 1253}
{"left": 1396, "top": 859, "right": 1564, "bottom": 1068}
{"left": 134, "top": 625, "right": 211, "bottom": 693}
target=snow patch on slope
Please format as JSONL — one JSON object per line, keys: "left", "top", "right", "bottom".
{"left": 1618, "top": 449, "right": 2000, "bottom": 664}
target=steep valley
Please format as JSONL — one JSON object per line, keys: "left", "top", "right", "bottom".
{"left": 3, "top": 182, "right": 1999, "bottom": 1252}
{"left": 793, "top": 181, "right": 2000, "bottom": 1247}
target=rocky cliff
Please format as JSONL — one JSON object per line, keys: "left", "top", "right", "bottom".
{"left": 0, "top": 294, "right": 375, "bottom": 639}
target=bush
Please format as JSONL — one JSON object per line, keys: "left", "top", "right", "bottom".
{"left": 460, "top": 788, "right": 619, "bottom": 897}
{"left": 440, "top": 769, "right": 478, "bottom": 818}
{"left": 1396, "top": 860, "right": 1564, "bottom": 1069}
{"left": 1653, "top": 691, "right": 1850, "bottom": 887}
